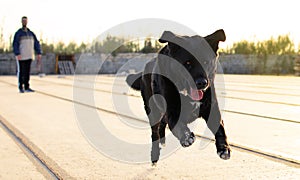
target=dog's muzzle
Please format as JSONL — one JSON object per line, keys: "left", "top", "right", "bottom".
{"left": 188, "top": 78, "right": 208, "bottom": 101}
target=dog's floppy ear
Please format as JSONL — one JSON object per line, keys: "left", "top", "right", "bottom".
{"left": 159, "top": 31, "right": 175, "bottom": 43}
{"left": 204, "top": 29, "right": 226, "bottom": 54}
{"left": 159, "top": 31, "right": 181, "bottom": 55}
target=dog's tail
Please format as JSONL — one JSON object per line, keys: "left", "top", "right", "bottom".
{"left": 126, "top": 72, "right": 142, "bottom": 91}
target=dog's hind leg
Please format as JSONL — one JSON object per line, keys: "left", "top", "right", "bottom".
{"left": 144, "top": 104, "right": 161, "bottom": 165}
{"left": 144, "top": 102, "right": 161, "bottom": 165}
{"left": 150, "top": 123, "right": 160, "bottom": 166}
{"left": 144, "top": 93, "right": 163, "bottom": 165}
{"left": 147, "top": 105, "right": 166, "bottom": 164}
{"left": 159, "top": 116, "right": 167, "bottom": 146}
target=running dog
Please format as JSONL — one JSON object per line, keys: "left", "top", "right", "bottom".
{"left": 126, "top": 29, "right": 231, "bottom": 165}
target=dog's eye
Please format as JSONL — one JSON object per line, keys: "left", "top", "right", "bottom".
{"left": 184, "top": 60, "right": 192, "bottom": 66}
{"left": 184, "top": 61, "right": 192, "bottom": 69}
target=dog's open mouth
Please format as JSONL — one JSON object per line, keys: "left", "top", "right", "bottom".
{"left": 189, "top": 88, "right": 204, "bottom": 101}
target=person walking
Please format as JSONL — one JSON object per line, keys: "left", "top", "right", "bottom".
{"left": 13, "top": 16, "right": 42, "bottom": 93}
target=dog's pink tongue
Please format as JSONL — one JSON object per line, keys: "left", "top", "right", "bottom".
{"left": 190, "top": 88, "right": 204, "bottom": 101}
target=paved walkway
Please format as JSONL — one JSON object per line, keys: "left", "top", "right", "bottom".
{"left": 0, "top": 75, "right": 299, "bottom": 179}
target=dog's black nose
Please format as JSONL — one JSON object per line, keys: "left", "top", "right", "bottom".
{"left": 195, "top": 78, "right": 208, "bottom": 89}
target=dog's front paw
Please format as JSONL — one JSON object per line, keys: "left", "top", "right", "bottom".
{"left": 217, "top": 149, "right": 231, "bottom": 160}
{"left": 180, "top": 132, "right": 195, "bottom": 147}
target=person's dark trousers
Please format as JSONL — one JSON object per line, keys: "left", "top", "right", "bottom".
{"left": 17, "top": 59, "right": 32, "bottom": 90}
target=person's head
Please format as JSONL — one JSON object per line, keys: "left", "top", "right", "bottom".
{"left": 21, "top": 16, "right": 28, "bottom": 28}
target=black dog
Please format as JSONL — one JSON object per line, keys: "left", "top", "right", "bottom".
{"left": 126, "top": 30, "right": 230, "bottom": 165}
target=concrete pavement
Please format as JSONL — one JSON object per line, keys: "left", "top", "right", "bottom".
{"left": 0, "top": 75, "right": 299, "bottom": 179}
{"left": 0, "top": 118, "right": 45, "bottom": 179}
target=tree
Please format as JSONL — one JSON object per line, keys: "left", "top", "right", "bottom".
{"left": 77, "top": 42, "right": 88, "bottom": 53}
{"left": 54, "top": 41, "right": 66, "bottom": 54}
{"left": 232, "top": 40, "right": 256, "bottom": 54}
{"left": 7, "top": 34, "right": 13, "bottom": 53}
{"left": 224, "top": 34, "right": 296, "bottom": 55}
{"left": 64, "top": 41, "right": 77, "bottom": 54}
{"left": 276, "top": 35, "right": 294, "bottom": 55}
{"left": 41, "top": 41, "right": 54, "bottom": 54}
{"left": 99, "top": 35, "right": 124, "bottom": 53}
{"left": 141, "top": 38, "right": 155, "bottom": 53}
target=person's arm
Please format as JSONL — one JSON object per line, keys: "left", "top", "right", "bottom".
{"left": 12, "top": 30, "right": 21, "bottom": 60}
{"left": 32, "top": 32, "right": 42, "bottom": 61}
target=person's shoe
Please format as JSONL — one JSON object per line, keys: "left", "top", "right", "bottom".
{"left": 19, "top": 89, "right": 25, "bottom": 93}
{"left": 25, "top": 88, "right": 35, "bottom": 93}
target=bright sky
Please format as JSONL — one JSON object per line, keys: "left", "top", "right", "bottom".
{"left": 0, "top": 0, "right": 299, "bottom": 49}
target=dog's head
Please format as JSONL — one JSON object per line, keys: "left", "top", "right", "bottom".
{"left": 157, "top": 30, "right": 225, "bottom": 101}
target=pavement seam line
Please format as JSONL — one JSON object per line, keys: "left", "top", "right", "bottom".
{"left": 0, "top": 115, "right": 75, "bottom": 180}
{"left": 195, "top": 134, "right": 300, "bottom": 168}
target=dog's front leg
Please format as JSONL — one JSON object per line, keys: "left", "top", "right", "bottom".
{"left": 204, "top": 103, "right": 230, "bottom": 159}
{"left": 167, "top": 112, "right": 195, "bottom": 147}
{"left": 201, "top": 87, "right": 231, "bottom": 160}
